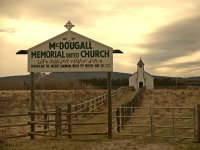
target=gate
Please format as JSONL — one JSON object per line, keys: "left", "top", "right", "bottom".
{"left": 115, "top": 106, "right": 199, "bottom": 140}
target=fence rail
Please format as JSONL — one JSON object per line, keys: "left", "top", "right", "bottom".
{"left": 115, "top": 106, "right": 198, "bottom": 140}
{"left": 59, "top": 86, "right": 134, "bottom": 139}
{"left": 0, "top": 113, "right": 30, "bottom": 139}
{"left": 0, "top": 86, "right": 134, "bottom": 139}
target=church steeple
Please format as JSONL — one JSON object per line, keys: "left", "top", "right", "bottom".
{"left": 129, "top": 57, "right": 154, "bottom": 90}
{"left": 137, "top": 57, "right": 144, "bottom": 66}
{"left": 137, "top": 57, "right": 144, "bottom": 70}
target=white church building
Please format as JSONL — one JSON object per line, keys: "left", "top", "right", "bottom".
{"left": 129, "top": 58, "right": 154, "bottom": 90}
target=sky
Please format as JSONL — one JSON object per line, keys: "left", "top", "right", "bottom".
{"left": 0, "top": 0, "right": 200, "bottom": 77}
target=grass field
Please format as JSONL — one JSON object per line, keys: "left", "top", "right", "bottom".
{"left": 1, "top": 88, "right": 200, "bottom": 150}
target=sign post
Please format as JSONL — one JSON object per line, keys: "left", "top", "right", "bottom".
{"left": 107, "top": 72, "right": 112, "bottom": 139}
{"left": 30, "top": 72, "right": 35, "bottom": 139}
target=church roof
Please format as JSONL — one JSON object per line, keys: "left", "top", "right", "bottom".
{"left": 137, "top": 58, "right": 144, "bottom": 65}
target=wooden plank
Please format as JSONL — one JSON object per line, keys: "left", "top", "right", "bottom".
{"left": 28, "top": 121, "right": 56, "bottom": 125}
{"left": 67, "top": 104, "right": 72, "bottom": 139}
{"left": 29, "top": 132, "right": 52, "bottom": 137}
{"left": 10, "top": 134, "right": 29, "bottom": 138}
{"left": 29, "top": 111, "right": 56, "bottom": 115}
{"left": 0, "top": 113, "right": 29, "bottom": 117}
{"left": 67, "top": 122, "right": 108, "bottom": 125}
{"left": 63, "top": 132, "right": 108, "bottom": 136}
{"left": 55, "top": 107, "right": 62, "bottom": 137}
{"left": 64, "top": 112, "right": 107, "bottom": 115}
{"left": 116, "top": 108, "right": 120, "bottom": 133}
{"left": 0, "top": 124, "right": 29, "bottom": 128}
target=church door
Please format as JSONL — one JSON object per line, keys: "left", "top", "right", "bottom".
{"left": 139, "top": 82, "right": 143, "bottom": 89}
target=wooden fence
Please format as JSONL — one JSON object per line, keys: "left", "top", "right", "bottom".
{"left": 0, "top": 113, "right": 29, "bottom": 139}
{"left": 115, "top": 88, "right": 200, "bottom": 141}
{"left": 0, "top": 86, "right": 134, "bottom": 139}
{"left": 115, "top": 106, "right": 200, "bottom": 141}
{"left": 115, "top": 86, "right": 146, "bottom": 132}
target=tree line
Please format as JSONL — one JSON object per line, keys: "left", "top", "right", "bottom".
{"left": 80, "top": 78, "right": 129, "bottom": 89}
{"left": 0, "top": 75, "right": 199, "bottom": 90}
{"left": 154, "top": 76, "right": 200, "bottom": 87}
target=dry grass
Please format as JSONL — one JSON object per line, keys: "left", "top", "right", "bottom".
{"left": 120, "top": 89, "right": 200, "bottom": 140}
{"left": 1, "top": 89, "right": 200, "bottom": 150}
{"left": 143, "top": 89, "right": 200, "bottom": 107}
{"left": 0, "top": 90, "right": 106, "bottom": 114}
{"left": 0, "top": 89, "right": 107, "bottom": 149}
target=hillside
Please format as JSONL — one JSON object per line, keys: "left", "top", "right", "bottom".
{"left": 0, "top": 72, "right": 131, "bottom": 83}
{"left": 0, "top": 72, "right": 131, "bottom": 90}
{"left": 0, "top": 72, "right": 200, "bottom": 90}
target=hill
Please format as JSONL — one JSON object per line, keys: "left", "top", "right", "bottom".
{"left": 0, "top": 72, "right": 131, "bottom": 90}
{"left": 0, "top": 73, "right": 200, "bottom": 90}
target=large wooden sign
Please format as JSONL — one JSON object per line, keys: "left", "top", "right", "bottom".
{"left": 28, "top": 26, "right": 113, "bottom": 72}
{"left": 26, "top": 21, "right": 114, "bottom": 139}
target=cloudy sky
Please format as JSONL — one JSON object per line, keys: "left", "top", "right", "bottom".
{"left": 0, "top": 0, "right": 200, "bottom": 77}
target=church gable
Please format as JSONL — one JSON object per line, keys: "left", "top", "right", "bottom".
{"left": 144, "top": 71, "right": 153, "bottom": 78}
{"left": 129, "top": 58, "right": 154, "bottom": 89}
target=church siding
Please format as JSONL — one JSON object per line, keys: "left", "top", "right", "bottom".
{"left": 129, "top": 58, "right": 154, "bottom": 90}
{"left": 144, "top": 72, "right": 154, "bottom": 89}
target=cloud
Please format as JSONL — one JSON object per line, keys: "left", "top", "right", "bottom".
{"left": 0, "top": 28, "right": 15, "bottom": 33}
{"left": 164, "top": 61, "right": 200, "bottom": 69}
{"left": 141, "top": 15, "right": 200, "bottom": 62}
{"left": 0, "top": 0, "right": 114, "bottom": 27}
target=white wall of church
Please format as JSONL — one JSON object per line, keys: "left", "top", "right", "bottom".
{"left": 137, "top": 68, "right": 144, "bottom": 82}
{"left": 144, "top": 72, "right": 154, "bottom": 89}
{"left": 129, "top": 73, "right": 137, "bottom": 90}
{"left": 129, "top": 58, "right": 154, "bottom": 90}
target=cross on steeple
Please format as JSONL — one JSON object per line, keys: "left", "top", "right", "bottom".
{"left": 64, "top": 21, "right": 75, "bottom": 31}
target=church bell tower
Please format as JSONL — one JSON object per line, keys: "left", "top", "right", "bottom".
{"left": 137, "top": 58, "right": 145, "bottom": 89}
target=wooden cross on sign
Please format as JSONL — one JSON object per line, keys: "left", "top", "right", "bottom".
{"left": 64, "top": 21, "right": 75, "bottom": 31}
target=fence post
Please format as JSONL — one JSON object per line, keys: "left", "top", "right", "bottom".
{"left": 121, "top": 104, "right": 125, "bottom": 129}
{"left": 74, "top": 103, "right": 77, "bottom": 119}
{"left": 67, "top": 104, "right": 72, "bottom": 139}
{"left": 103, "top": 95, "right": 106, "bottom": 105}
{"left": 99, "top": 97, "right": 101, "bottom": 107}
{"left": 43, "top": 111, "right": 48, "bottom": 134}
{"left": 131, "top": 98, "right": 134, "bottom": 113}
{"left": 125, "top": 103, "right": 128, "bottom": 123}
{"left": 128, "top": 102, "right": 131, "bottom": 122}
{"left": 81, "top": 101, "right": 84, "bottom": 112}
{"left": 116, "top": 108, "right": 120, "bottom": 133}
{"left": 196, "top": 104, "right": 200, "bottom": 142}
{"left": 107, "top": 72, "right": 112, "bottom": 139}
{"left": 172, "top": 108, "right": 175, "bottom": 137}
{"left": 139, "top": 91, "right": 141, "bottom": 105}
{"left": 150, "top": 107, "right": 154, "bottom": 137}
{"left": 92, "top": 99, "right": 95, "bottom": 110}
{"left": 87, "top": 101, "right": 90, "bottom": 112}
{"left": 116, "top": 91, "right": 118, "bottom": 101}
{"left": 30, "top": 72, "right": 35, "bottom": 140}
{"left": 55, "top": 106, "right": 61, "bottom": 137}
